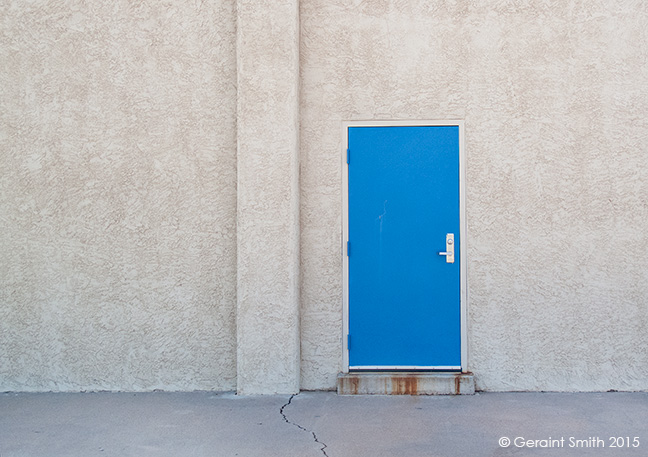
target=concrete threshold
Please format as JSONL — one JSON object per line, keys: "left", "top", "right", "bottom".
{"left": 337, "top": 372, "right": 475, "bottom": 395}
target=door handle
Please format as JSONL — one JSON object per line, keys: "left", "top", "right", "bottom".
{"left": 438, "top": 233, "right": 455, "bottom": 263}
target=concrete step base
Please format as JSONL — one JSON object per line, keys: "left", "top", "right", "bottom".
{"left": 337, "top": 372, "right": 475, "bottom": 395}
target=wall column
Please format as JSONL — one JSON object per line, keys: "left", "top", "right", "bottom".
{"left": 236, "top": 0, "right": 300, "bottom": 394}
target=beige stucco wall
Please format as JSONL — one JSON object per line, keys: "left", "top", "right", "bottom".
{"left": 299, "top": 0, "right": 648, "bottom": 391}
{"left": 0, "top": 1, "right": 238, "bottom": 391}
{"left": 2, "top": 0, "right": 647, "bottom": 393}
{"left": 236, "top": 0, "right": 301, "bottom": 394}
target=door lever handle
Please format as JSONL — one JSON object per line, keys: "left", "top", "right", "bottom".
{"left": 438, "top": 233, "right": 455, "bottom": 263}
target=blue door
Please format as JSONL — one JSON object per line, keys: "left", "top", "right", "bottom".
{"left": 347, "top": 125, "right": 462, "bottom": 369}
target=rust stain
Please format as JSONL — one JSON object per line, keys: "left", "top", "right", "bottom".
{"left": 454, "top": 375, "right": 461, "bottom": 395}
{"left": 391, "top": 376, "right": 418, "bottom": 395}
{"left": 351, "top": 376, "right": 359, "bottom": 394}
{"left": 342, "top": 376, "right": 359, "bottom": 395}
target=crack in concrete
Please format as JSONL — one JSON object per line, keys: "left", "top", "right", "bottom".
{"left": 280, "top": 394, "right": 329, "bottom": 457}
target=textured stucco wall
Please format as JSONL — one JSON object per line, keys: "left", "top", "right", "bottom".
{"left": 0, "top": 0, "right": 238, "bottom": 391}
{"left": 236, "top": 0, "right": 301, "bottom": 394}
{"left": 300, "top": 1, "right": 648, "bottom": 391}
{"left": 3, "top": 0, "right": 647, "bottom": 394}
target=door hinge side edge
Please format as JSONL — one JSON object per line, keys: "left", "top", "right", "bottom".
{"left": 346, "top": 241, "right": 350, "bottom": 256}
{"left": 347, "top": 334, "right": 351, "bottom": 350}
{"left": 346, "top": 148, "right": 350, "bottom": 164}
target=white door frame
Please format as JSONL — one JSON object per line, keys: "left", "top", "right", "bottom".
{"left": 341, "top": 119, "right": 468, "bottom": 373}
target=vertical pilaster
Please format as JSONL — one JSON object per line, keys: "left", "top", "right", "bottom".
{"left": 236, "top": 0, "right": 300, "bottom": 394}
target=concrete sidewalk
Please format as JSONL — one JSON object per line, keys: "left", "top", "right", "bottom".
{"left": 1, "top": 391, "right": 646, "bottom": 457}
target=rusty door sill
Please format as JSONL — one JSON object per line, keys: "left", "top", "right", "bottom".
{"left": 337, "top": 372, "right": 475, "bottom": 395}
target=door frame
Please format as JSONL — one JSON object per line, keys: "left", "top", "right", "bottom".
{"left": 341, "top": 120, "right": 468, "bottom": 373}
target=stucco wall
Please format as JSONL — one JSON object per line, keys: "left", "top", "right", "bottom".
{"left": 0, "top": 0, "right": 238, "bottom": 391}
{"left": 299, "top": 0, "right": 648, "bottom": 391}
{"left": 2, "top": 0, "right": 647, "bottom": 393}
{"left": 236, "top": 0, "right": 301, "bottom": 394}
